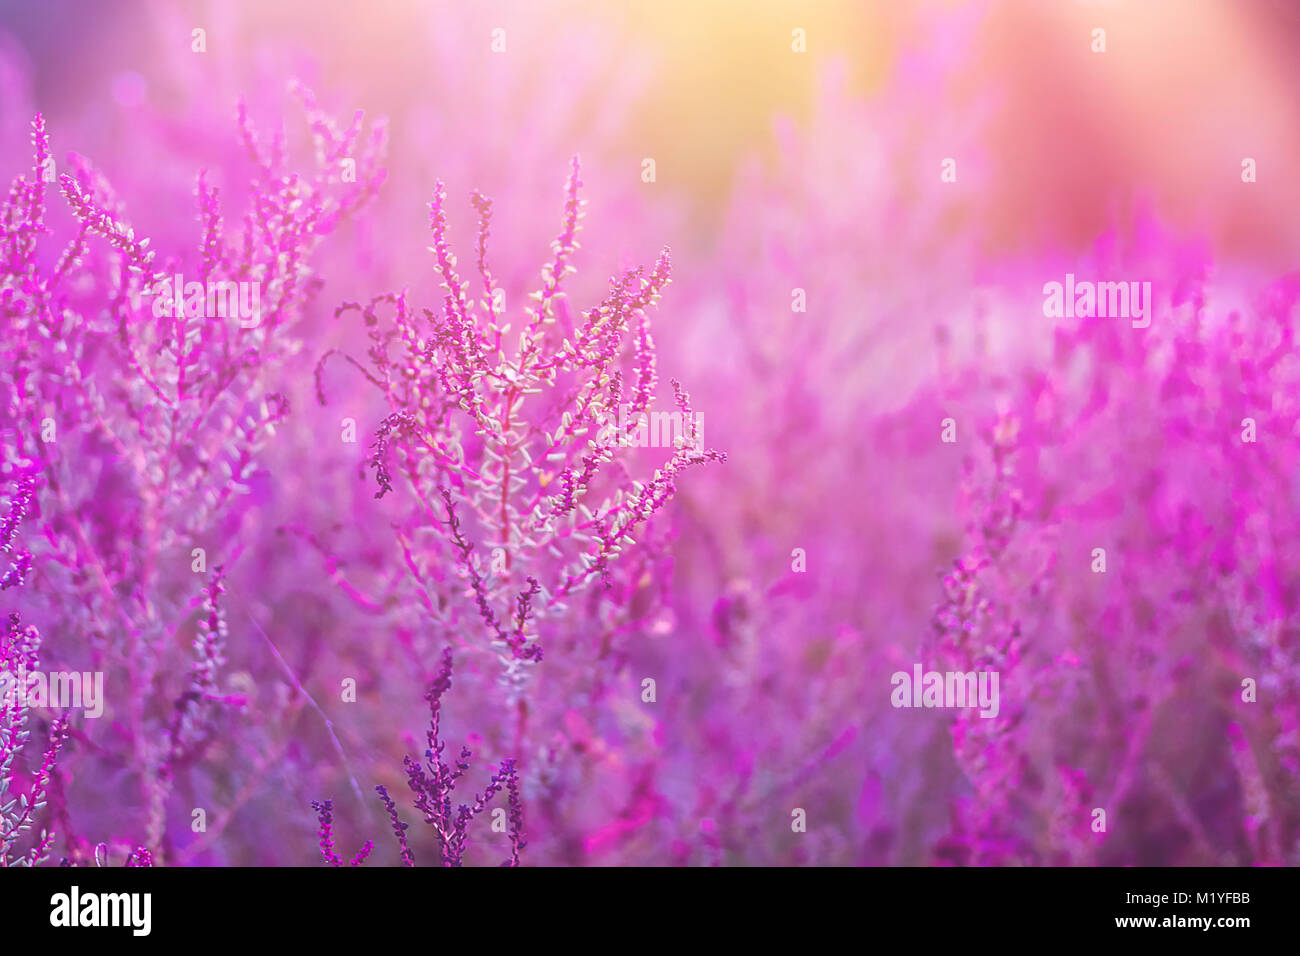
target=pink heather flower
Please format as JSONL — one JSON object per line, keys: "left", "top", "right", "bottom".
{"left": 315, "top": 156, "right": 723, "bottom": 689}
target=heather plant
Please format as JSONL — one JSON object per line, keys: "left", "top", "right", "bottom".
{"left": 316, "top": 158, "right": 723, "bottom": 697}
{"left": 926, "top": 410, "right": 1057, "bottom": 865}
{"left": 312, "top": 649, "right": 525, "bottom": 867}
{"left": 0, "top": 86, "right": 386, "bottom": 861}
{"left": 0, "top": 473, "right": 67, "bottom": 867}
{"left": 297, "top": 161, "right": 725, "bottom": 864}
